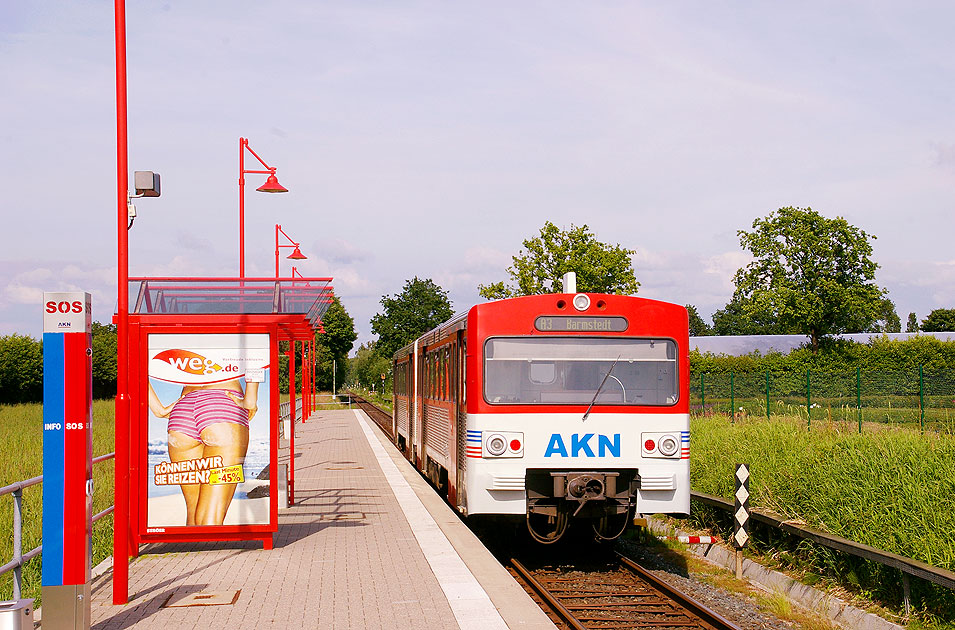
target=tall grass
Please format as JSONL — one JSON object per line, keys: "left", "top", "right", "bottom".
{"left": 0, "top": 400, "right": 115, "bottom": 603}
{"left": 690, "top": 413, "right": 955, "bottom": 624}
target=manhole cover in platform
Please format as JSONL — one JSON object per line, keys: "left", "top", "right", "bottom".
{"left": 164, "top": 590, "right": 241, "bottom": 608}
{"left": 323, "top": 465, "right": 364, "bottom": 470}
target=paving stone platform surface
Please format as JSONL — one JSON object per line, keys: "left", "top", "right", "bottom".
{"left": 86, "top": 409, "right": 554, "bottom": 630}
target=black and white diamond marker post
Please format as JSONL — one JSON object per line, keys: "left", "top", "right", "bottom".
{"left": 733, "top": 463, "right": 750, "bottom": 579}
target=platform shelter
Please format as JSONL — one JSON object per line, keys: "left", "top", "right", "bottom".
{"left": 113, "top": 276, "right": 332, "bottom": 594}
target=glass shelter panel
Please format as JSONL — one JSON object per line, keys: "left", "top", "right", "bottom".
{"left": 484, "top": 337, "right": 678, "bottom": 406}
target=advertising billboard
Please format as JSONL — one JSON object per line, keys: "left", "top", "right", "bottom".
{"left": 146, "top": 333, "right": 271, "bottom": 528}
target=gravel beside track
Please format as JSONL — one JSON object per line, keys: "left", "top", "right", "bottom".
{"left": 616, "top": 538, "right": 799, "bottom": 630}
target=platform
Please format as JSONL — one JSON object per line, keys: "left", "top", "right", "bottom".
{"left": 86, "top": 409, "right": 555, "bottom": 629}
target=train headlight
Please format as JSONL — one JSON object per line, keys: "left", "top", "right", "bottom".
{"left": 572, "top": 293, "right": 591, "bottom": 311}
{"left": 480, "top": 431, "right": 524, "bottom": 457}
{"left": 642, "top": 431, "right": 684, "bottom": 459}
{"left": 486, "top": 434, "right": 508, "bottom": 456}
{"left": 658, "top": 434, "right": 680, "bottom": 457}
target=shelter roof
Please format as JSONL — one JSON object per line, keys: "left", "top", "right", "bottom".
{"left": 127, "top": 277, "right": 334, "bottom": 339}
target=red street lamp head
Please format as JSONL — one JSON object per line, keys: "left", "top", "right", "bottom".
{"left": 287, "top": 245, "right": 307, "bottom": 260}
{"left": 257, "top": 173, "right": 288, "bottom": 193}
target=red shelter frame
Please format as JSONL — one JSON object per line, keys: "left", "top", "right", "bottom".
{"left": 114, "top": 277, "right": 332, "bottom": 595}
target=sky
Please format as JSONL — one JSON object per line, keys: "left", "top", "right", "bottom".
{"left": 2, "top": 1, "right": 954, "bottom": 351}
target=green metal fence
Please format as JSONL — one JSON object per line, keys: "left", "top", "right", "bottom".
{"left": 691, "top": 368, "right": 955, "bottom": 433}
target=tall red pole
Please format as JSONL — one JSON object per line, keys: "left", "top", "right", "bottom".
{"left": 300, "top": 343, "right": 308, "bottom": 421}
{"left": 238, "top": 137, "right": 247, "bottom": 279}
{"left": 287, "top": 344, "right": 296, "bottom": 504}
{"left": 274, "top": 224, "right": 280, "bottom": 278}
{"left": 310, "top": 339, "right": 316, "bottom": 416}
{"left": 113, "top": 0, "right": 130, "bottom": 605}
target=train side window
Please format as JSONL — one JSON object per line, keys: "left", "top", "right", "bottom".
{"left": 444, "top": 347, "right": 450, "bottom": 400}
{"left": 439, "top": 350, "right": 445, "bottom": 400}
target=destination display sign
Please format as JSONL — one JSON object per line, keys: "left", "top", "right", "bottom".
{"left": 535, "top": 316, "right": 628, "bottom": 332}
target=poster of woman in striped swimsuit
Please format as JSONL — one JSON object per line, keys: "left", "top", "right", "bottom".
{"left": 146, "top": 333, "right": 271, "bottom": 527}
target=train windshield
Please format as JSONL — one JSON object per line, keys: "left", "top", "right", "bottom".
{"left": 484, "top": 337, "right": 678, "bottom": 406}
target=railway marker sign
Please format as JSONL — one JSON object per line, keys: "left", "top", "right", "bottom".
{"left": 734, "top": 463, "right": 750, "bottom": 579}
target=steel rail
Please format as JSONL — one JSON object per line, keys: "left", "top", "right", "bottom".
{"left": 349, "top": 394, "right": 394, "bottom": 440}
{"left": 511, "top": 555, "right": 743, "bottom": 630}
{"left": 616, "top": 552, "right": 742, "bottom": 630}
{"left": 510, "top": 558, "right": 589, "bottom": 630}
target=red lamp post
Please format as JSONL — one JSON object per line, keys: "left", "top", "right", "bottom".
{"left": 113, "top": 0, "right": 131, "bottom": 605}
{"left": 239, "top": 138, "right": 288, "bottom": 278}
{"left": 274, "top": 224, "right": 307, "bottom": 278}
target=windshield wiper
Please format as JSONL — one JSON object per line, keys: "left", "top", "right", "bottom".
{"left": 582, "top": 355, "right": 620, "bottom": 422}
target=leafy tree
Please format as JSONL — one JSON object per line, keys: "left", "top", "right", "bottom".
{"left": 686, "top": 305, "right": 712, "bottom": 337}
{"left": 0, "top": 334, "right": 43, "bottom": 404}
{"left": 478, "top": 221, "right": 639, "bottom": 299}
{"left": 91, "top": 321, "right": 117, "bottom": 399}
{"left": 869, "top": 299, "right": 901, "bottom": 333}
{"left": 921, "top": 308, "right": 955, "bottom": 332}
{"left": 732, "top": 206, "right": 885, "bottom": 352}
{"left": 313, "top": 297, "right": 357, "bottom": 391}
{"left": 711, "top": 298, "right": 794, "bottom": 336}
{"left": 371, "top": 277, "right": 453, "bottom": 359}
{"left": 906, "top": 312, "right": 919, "bottom": 333}
{"left": 349, "top": 342, "right": 392, "bottom": 392}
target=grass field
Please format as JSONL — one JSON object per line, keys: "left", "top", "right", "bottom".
{"left": 0, "top": 400, "right": 115, "bottom": 603}
{"left": 690, "top": 412, "right": 955, "bottom": 628}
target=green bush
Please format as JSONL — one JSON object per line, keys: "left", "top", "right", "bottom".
{"left": 0, "top": 334, "right": 42, "bottom": 404}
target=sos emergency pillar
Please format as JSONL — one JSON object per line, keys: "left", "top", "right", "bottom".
{"left": 42, "top": 292, "right": 93, "bottom": 630}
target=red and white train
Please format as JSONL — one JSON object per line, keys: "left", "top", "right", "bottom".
{"left": 392, "top": 291, "right": 689, "bottom": 542}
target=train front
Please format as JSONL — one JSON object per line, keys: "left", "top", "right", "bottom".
{"left": 464, "top": 293, "right": 690, "bottom": 543}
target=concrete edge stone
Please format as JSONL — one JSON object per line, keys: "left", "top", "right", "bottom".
{"left": 647, "top": 519, "right": 904, "bottom": 630}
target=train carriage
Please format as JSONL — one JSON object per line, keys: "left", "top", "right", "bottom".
{"left": 393, "top": 291, "right": 689, "bottom": 543}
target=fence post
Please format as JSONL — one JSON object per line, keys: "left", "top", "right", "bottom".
{"left": 700, "top": 373, "right": 705, "bottom": 412}
{"left": 730, "top": 371, "right": 735, "bottom": 420}
{"left": 857, "top": 367, "right": 862, "bottom": 434}
{"left": 902, "top": 572, "right": 912, "bottom": 618}
{"left": 919, "top": 365, "right": 925, "bottom": 433}
{"left": 806, "top": 369, "right": 811, "bottom": 431}
{"left": 765, "top": 371, "right": 770, "bottom": 421}
{"left": 13, "top": 486, "right": 22, "bottom": 599}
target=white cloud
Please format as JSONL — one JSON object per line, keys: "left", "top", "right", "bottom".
{"left": 702, "top": 252, "right": 752, "bottom": 293}
{"left": 932, "top": 143, "right": 955, "bottom": 169}
{"left": 463, "top": 247, "right": 511, "bottom": 270}
{"left": 310, "top": 238, "right": 371, "bottom": 265}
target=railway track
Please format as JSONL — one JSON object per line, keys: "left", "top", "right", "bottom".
{"left": 349, "top": 394, "right": 394, "bottom": 440}
{"left": 509, "top": 552, "right": 742, "bottom": 630}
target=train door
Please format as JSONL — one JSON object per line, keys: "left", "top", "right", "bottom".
{"left": 413, "top": 343, "right": 425, "bottom": 469}
{"left": 453, "top": 332, "right": 467, "bottom": 512}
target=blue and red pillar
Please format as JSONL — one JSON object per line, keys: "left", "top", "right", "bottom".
{"left": 42, "top": 292, "right": 93, "bottom": 628}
